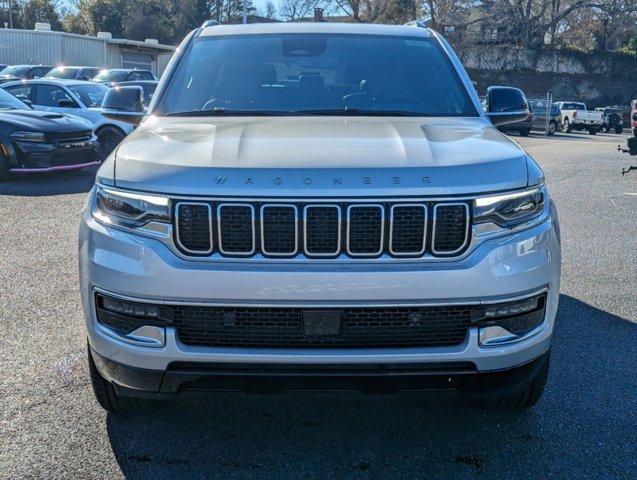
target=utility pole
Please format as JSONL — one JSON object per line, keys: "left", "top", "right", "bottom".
{"left": 242, "top": 0, "right": 247, "bottom": 24}
{"left": 3, "top": 1, "right": 18, "bottom": 29}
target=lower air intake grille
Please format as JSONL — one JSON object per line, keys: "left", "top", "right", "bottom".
{"left": 433, "top": 204, "right": 469, "bottom": 254}
{"left": 176, "top": 203, "right": 212, "bottom": 253}
{"left": 173, "top": 305, "right": 471, "bottom": 348}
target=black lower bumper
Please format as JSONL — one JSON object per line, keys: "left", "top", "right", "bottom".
{"left": 90, "top": 346, "right": 550, "bottom": 399}
{"left": 9, "top": 139, "right": 98, "bottom": 172}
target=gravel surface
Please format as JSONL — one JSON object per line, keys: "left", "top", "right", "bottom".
{"left": 1, "top": 131, "right": 635, "bottom": 479}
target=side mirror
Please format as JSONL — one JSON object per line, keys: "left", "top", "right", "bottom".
{"left": 23, "top": 99, "right": 32, "bottom": 108}
{"left": 484, "top": 86, "right": 530, "bottom": 126}
{"left": 58, "top": 99, "right": 76, "bottom": 108}
{"left": 77, "top": 75, "right": 90, "bottom": 81}
{"left": 101, "top": 86, "right": 145, "bottom": 125}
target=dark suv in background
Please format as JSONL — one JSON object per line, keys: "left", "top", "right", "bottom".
{"left": 92, "top": 69, "right": 158, "bottom": 86}
{"left": 0, "top": 65, "right": 53, "bottom": 84}
{"left": 45, "top": 66, "right": 101, "bottom": 82}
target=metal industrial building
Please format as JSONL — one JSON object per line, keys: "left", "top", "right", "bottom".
{"left": 0, "top": 24, "right": 175, "bottom": 75}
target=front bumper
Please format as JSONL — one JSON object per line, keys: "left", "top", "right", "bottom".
{"left": 8, "top": 137, "right": 99, "bottom": 172}
{"left": 80, "top": 208, "right": 561, "bottom": 388}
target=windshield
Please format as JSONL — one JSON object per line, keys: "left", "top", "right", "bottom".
{"left": 93, "top": 70, "right": 126, "bottom": 82}
{"left": 1, "top": 66, "right": 29, "bottom": 77}
{"left": 0, "top": 88, "right": 28, "bottom": 109}
{"left": 68, "top": 83, "right": 108, "bottom": 107}
{"left": 157, "top": 34, "right": 477, "bottom": 117}
{"left": 46, "top": 67, "right": 80, "bottom": 79}
{"left": 561, "top": 102, "right": 586, "bottom": 110}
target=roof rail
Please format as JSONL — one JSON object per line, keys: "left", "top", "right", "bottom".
{"left": 201, "top": 20, "right": 221, "bottom": 28}
{"left": 404, "top": 19, "right": 427, "bottom": 28}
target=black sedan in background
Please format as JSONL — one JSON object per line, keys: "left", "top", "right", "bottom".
{"left": 0, "top": 88, "right": 98, "bottom": 180}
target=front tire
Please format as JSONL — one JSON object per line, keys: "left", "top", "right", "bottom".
{"left": 563, "top": 118, "right": 572, "bottom": 133}
{"left": 588, "top": 128, "right": 597, "bottom": 135}
{"left": 547, "top": 121, "right": 557, "bottom": 136}
{"left": 88, "top": 346, "right": 159, "bottom": 414}
{"left": 96, "top": 126, "right": 126, "bottom": 161}
{"left": 470, "top": 352, "right": 550, "bottom": 410}
{"left": 614, "top": 126, "right": 623, "bottom": 134}
{"left": 519, "top": 128, "right": 530, "bottom": 137}
{"left": 0, "top": 152, "right": 11, "bottom": 182}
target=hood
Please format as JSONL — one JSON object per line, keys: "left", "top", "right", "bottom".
{"left": 110, "top": 116, "right": 532, "bottom": 197}
{"left": 0, "top": 109, "right": 92, "bottom": 132}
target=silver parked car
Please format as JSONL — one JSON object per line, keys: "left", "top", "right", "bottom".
{"left": 80, "top": 22, "right": 561, "bottom": 414}
{"left": 2, "top": 79, "right": 134, "bottom": 159}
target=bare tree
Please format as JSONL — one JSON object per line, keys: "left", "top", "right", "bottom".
{"left": 332, "top": 0, "right": 391, "bottom": 22}
{"left": 478, "top": 0, "right": 615, "bottom": 49}
{"left": 263, "top": 0, "right": 277, "bottom": 18}
{"left": 279, "top": 0, "right": 326, "bottom": 20}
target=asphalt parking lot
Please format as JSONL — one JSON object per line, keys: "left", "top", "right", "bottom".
{"left": 1, "top": 131, "right": 635, "bottom": 479}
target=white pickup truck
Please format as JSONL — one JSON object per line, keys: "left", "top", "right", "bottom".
{"left": 555, "top": 102, "right": 603, "bottom": 134}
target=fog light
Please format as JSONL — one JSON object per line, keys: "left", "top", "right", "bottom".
{"left": 483, "top": 297, "right": 538, "bottom": 318}
{"left": 95, "top": 294, "right": 173, "bottom": 348}
{"left": 473, "top": 294, "right": 546, "bottom": 346}
{"left": 102, "top": 296, "right": 161, "bottom": 319}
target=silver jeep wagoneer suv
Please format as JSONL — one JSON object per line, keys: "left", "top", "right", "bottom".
{"left": 79, "top": 22, "right": 561, "bottom": 413}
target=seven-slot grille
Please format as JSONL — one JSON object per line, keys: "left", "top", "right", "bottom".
{"left": 174, "top": 201, "right": 471, "bottom": 259}
{"left": 173, "top": 304, "right": 472, "bottom": 348}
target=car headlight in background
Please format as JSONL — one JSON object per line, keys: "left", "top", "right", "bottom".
{"left": 10, "top": 131, "right": 47, "bottom": 143}
{"left": 92, "top": 185, "right": 171, "bottom": 231}
{"left": 473, "top": 185, "right": 546, "bottom": 228}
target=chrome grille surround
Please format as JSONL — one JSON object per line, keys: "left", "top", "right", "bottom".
{"left": 217, "top": 204, "right": 256, "bottom": 256}
{"left": 172, "top": 198, "right": 472, "bottom": 260}
{"left": 389, "top": 204, "right": 427, "bottom": 256}
{"left": 174, "top": 202, "right": 213, "bottom": 255}
{"left": 260, "top": 204, "right": 299, "bottom": 257}
{"left": 346, "top": 204, "right": 384, "bottom": 257}
{"left": 303, "top": 204, "right": 342, "bottom": 257}
{"left": 431, "top": 203, "right": 470, "bottom": 255}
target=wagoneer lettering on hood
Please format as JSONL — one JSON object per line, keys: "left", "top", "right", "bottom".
{"left": 109, "top": 116, "right": 531, "bottom": 196}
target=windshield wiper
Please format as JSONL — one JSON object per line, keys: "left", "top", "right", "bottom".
{"left": 165, "top": 108, "right": 291, "bottom": 117}
{"left": 293, "top": 108, "right": 431, "bottom": 117}
{"left": 165, "top": 107, "right": 437, "bottom": 117}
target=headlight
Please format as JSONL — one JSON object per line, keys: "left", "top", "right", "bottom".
{"left": 92, "top": 185, "right": 171, "bottom": 230}
{"left": 473, "top": 186, "right": 545, "bottom": 228}
{"left": 10, "top": 131, "right": 46, "bottom": 143}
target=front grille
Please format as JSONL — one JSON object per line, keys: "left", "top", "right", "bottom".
{"left": 173, "top": 305, "right": 472, "bottom": 348}
{"left": 176, "top": 203, "right": 212, "bottom": 253}
{"left": 261, "top": 205, "right": 297, "bottom": 255}
{"left": 347, "top": 205, "right": 383, "bottom": 256}
{"left": 432, "top": 204, "right": 469, "bottom": 254}
{"left": 48, "top": 130, "right": 92, "bottom": 143}
{"left": 305, "top": 205, "right": 340, "bottom": 256}
{"left": 390, "top": 205, "right": 427, "bottom": 255}
{"left": 174, "top": 200, "right": 471, "bottom": 258}
{"left": 218, "top": 204, "right": 255, "bottom": 255}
